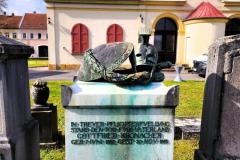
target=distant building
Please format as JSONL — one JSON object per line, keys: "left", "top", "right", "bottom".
{"left": 0, "top": 13, "right": 22, "bottom": 39}
{"left": 0, "top": 12, "right": 48, "bottom": 58}
{"left": 45, "top": 0, "right": 240, "bottom": 70}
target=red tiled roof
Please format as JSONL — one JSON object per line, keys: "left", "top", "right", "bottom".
{"left": 20, "top": 13, "right": 47, "bottom": 30}
{"left": 0, "top": 15, "right": 22, "bottom": 29}
{"left": 185, "top": 2, "right": 227, "bottom": 21}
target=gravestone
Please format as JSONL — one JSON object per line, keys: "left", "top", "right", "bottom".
{"left": 195, "top": 35, "right": 240, "bottom": 159}
{"left": 62, "top": 82, "right": 179, "bottom": 160}
{"left": 0, "top": 36, "right": 40, "bottom": 160}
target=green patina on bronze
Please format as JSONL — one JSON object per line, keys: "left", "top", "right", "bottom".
{"left": 78, "top": 42, "right": 135, "bottom": 82}
{"left": 77, "top": 27, "right": 172, "bottom": 85}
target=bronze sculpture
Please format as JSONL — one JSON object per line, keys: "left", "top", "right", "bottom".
{"left": 77, "top": 27, "right": 172, "bottom": 85}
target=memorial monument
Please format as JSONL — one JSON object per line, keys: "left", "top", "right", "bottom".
{"left": 62, "top": 27, "right": 178, "bottom": 160}
{"left": 31, "top": 80, "right": 58, "bottom": 146}
{"left": 0, "top": 36, "right": 40, "bottom": 160}
{"left": 195, "top": 35, "right": 240, "bottom": 159}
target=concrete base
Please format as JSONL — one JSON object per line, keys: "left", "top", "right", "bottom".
{"left": 31, "top": 104, "right": 58, "bottom": 145}
{"left": 175, "top": 126, "right": 200, "bottom": 140}
{"left": 62, "top": 82, "right": 179, "bottom": 160}
{"left": 0, "top": 119, "right": 40, "bottom": 160}
{"left": 0, "top": 142, "right": 12, "bottom": 160}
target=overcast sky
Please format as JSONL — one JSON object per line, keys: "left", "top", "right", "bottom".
{"left": 5, "top": 0, "right": 47, "bottom": 15}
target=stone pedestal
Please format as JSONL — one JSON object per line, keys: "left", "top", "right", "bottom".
{"left": 31, "top": 104, "right": 58, "bottom": 145}
{"left": 0, "top": 36, "right": 40, "bottom": 160}
{"left": 62, "top": 81, "right": 179, "bottom": 160}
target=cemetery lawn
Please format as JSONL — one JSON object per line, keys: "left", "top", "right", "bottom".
{"left": 28, "top": 59, "right": 48, "bottom": 68}
{"left": 164, "top": 81, "right": 204, "bottom": 118}
{"left": 30, "top": 80, "right": 204, "bottom": 160}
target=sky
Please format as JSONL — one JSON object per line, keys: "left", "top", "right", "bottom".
{"left": 4, "top": 0, "right": 47, "bottom": 15}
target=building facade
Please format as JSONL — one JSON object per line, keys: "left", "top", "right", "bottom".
{"left": 45, "top": 0, "right": 240, "bottom": 70}
{"left": 0, "top": 12, "right": 48, "bottom": 58}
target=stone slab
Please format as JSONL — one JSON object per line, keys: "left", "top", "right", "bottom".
{"left": 195, "top": 35, "right": 240, "bottom": 159}
{"left": 175, "top": 118, "right": 201, "bottom": 139}
{"left": 65, "top": 108, "right": 175, "bottom": 160}
{"left": 62, "top": 82, "right": 179, "bottom": 107}
{"left": 215, "top": 51, "right": 240, "bottom": 158}
{"left": 62, "top": 81, "right": 179, "bottom": 160}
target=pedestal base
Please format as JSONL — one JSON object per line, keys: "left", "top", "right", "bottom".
{"left": 62, "top": 82, "right": 179, "bottom": 160}
{"left": 0, "top": 142, "right": 12, "bottom": 160}
{"left": 0, "top": 119, "right": 40, "bottom": 160}
{"left": 31, "top": 104, "right": 58, "bottom": 145}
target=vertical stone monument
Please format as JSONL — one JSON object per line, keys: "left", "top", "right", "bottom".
{"left": 0, "top": 36, "right": 40, "bottom": 160}
{"left": 62, "top": 39, "right": 179, "bottom": 160}
{"left": 195, "top": 35, "right": 240, "bottom": 159}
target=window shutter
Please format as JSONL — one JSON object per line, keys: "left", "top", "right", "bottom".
{"left": 107, "top": 24, "right": 123, "bottom": 43}
{"left": 115, "top": 25, "right": 123, "bottom": 42}
{"left": 72, "top": 23, "right": 89, "bottom": 54}
{"left": 80, "top": 24, "right": 89, "bottom": 53}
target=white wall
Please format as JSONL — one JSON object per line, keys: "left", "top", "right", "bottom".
{"left": 185, "top": 22, "right": 226, "bottom": 66}
{"left": 48, "top": 9, "right": 140, "bottom": 66}
{"left": 19, "top": 29, "right": 48, "bottom": 57}
{"left": 46, "top": 0, "right": 240, "bottom": 68}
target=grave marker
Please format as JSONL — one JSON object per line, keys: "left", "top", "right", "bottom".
{"left": 0, "top": 36, "right": 40, "bottom": 160}
{"left": 195, "top": 35, "right": 240, "bottom": 159}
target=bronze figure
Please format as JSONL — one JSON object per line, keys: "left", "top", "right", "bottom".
{"left": 77, "top": 27, "right": 172, "bottom": 85}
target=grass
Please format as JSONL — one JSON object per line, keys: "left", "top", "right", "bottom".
{"left": 164, "top": 81, "right": 205, "bottom": 118}
{"left": 40, "top": 147, "right": 65, "bottom": 160}
{"left": 29, "top": 80, "right": 204, "bottom": 160}
{"left": 174, "top": 140, "right": 199, "bottom": 160}
{"left": 28, "top": 59, "right": 48, "bottom": 68}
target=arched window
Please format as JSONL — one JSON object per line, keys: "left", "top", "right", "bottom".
{"left": 225, "top": 18, "right": 240, "bottom": 36}
{"left": 107, "top": 24, "right": 123, "bottom": 43}
{"left": 71, "top": 23, "right": 89, "bottom": 54}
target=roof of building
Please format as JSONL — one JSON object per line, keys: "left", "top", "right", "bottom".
{"left": 20, "top": 13, "right": 47, "bottom": 30}
{"left": 185, "top": 2, "right": 227, "bottom": 21}
{"left": 0, "top": 15, "right": 22, "bottom": 29}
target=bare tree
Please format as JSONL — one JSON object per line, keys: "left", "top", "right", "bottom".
{"left": 0, "top": 0, "right": 7, "bottom": 12}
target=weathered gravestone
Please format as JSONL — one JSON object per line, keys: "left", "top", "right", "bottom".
{"left": 62, "top": 82, "right": 179, "bottom": 160}
{"left": 195, "top": 35, "right": 240, "bottom": 159}
{"left": 0, "top": 36, "right": 40, "bottom": 160}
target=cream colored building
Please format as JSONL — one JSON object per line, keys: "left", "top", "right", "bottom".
{"left": 45, "top": 0, "right": 240, "bottom": 70}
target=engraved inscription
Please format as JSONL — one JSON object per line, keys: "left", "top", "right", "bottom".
{"left": 70, "top": 121, "right": 171, "bottom": 145}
